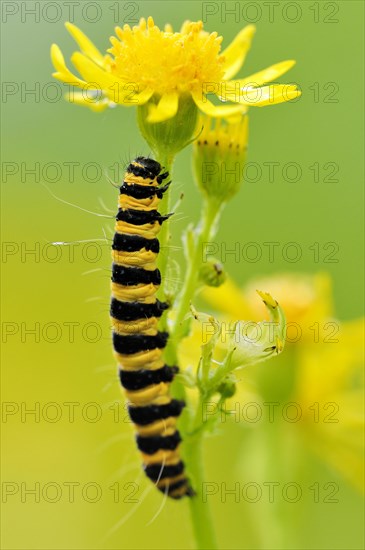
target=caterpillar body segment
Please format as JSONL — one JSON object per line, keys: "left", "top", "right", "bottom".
{"left": 111, "top": 157, "right": 192, "bottom": 499}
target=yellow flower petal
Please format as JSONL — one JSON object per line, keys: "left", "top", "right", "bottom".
{"left": 147, "top": 92, "right": 179, "bottom": 123}
{"left": 70, "top": 51, "right": 123, "bottom": 90}
{"left": 192, "top": 90, "right": 247, "bottom": 118}
{"left": 221, "top": 84, "right": 301, "bottom": 107}
{"left": 120, "top": 86, "right": 154, "bottom": 107}
{"left": 65, "top": 91, "right": 111, "bottom": 112}
{"left": 310, "top": 420, "right": 364, "bottom": 492}
{"left": 202, "top": 278, "right": 252, "bottom": 320}
{"left": 65, "top": 22, "right": 104, "bottom": 65}
{"left": 50, "top": 43, "right": 66, "bottom": 72}
{"left": 296, "top": 318, "right": 364, "bottom": 491}
{"left": 221, "top": 24, "right": 256, "bottom": 80}
{"left": 297, "top": 318, "right": 364, "bottom": 403}
{"left": 70, "top": 53, "right": 153, "bottom": 107}
{"left": 226, "top": 60, "right": 296, "bottom": 89}
{"left": 50, "top": 44, "right": 85, "bottom": 86}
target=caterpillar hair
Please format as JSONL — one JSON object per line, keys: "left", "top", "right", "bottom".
{"left": 110, "top": 156, "right": 193, "bottom": 499}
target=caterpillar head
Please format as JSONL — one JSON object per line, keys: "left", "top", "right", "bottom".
{"left": 134, "top": 156, "right": 161, "bottom": 176}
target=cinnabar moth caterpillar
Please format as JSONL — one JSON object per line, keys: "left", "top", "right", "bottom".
{"left": 110, "top": 157, "right": 192, "bottom": 499}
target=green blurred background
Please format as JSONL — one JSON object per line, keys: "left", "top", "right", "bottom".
{"left": 1, "top": 1, "right": 364, "bottom": 549}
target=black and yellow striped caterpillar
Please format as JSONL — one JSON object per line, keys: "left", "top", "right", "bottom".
{"left": 110, "top": 156, "right": 192, "bottom": 499}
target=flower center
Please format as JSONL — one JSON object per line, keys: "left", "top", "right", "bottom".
{"left": 108, "top": 17, "right": 225, "bottom": 96}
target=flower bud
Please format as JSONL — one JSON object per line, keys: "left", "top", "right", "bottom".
{"left": 138, "top": 93, "right": 198, "bottom": 160}
{"left": 199, "top": 259, "right": 226, "bottom": 287}
{"left": 193, "top": 114, "right": 248, "bottom": 203}
{"left": 217, "top": 378, "right": 236, "bottom": 399}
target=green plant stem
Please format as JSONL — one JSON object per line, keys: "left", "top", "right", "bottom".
{"left": 183, "top": 395, "right": 218, "bottom": 550}
{"left": 166, "top": 199, "right": 222, "bottom": 366}
{"left": 247, "top": 418, "right": 288, "bottom": 550}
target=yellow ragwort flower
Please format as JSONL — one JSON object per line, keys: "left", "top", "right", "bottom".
{"left": 51, "top": 16, "right": 300, "bottom": 122}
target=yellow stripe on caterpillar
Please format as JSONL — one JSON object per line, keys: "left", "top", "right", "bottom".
{"left": 129, "top": 395, "right": 171, "bottom": 407}
{"left": 111, "top": 317, "right": 158, "bottom": 335}
{"left": 119, "top": 194, "right": 161, "bottom": 210}
{"left": 124, "top": 174, "right": 158, "bottom": 186}
{"left": 118, "top": 359, "right": 165, "bottom": 374}
{"left": 115, "top": 349, "right": 163, "bottom": 370}
{"left": 169, "top": 485, "right": 190, "bottom": 498}
{"left": 116, "top": 220, "right": 161, "bottom": 239}
{"left": 157, "top": 473, "right": 186, "bottom": 489}
{"left": 111, "top": 282, "right": 159, "bottom": 302}
{"left": 134, "top": 417, "right": 177, "bottom": 437}
{"left": 124, "top": 382, "right": 170, "bottom": 405}
{"left": 141, "top": 448, "right": 181, "bottom": 466}
{"left": 111, "top": 248, "right": 158, "bottom": 267}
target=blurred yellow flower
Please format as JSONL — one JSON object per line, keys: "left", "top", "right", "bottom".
{"left": 51, "top": 17, "right": 300, "bottom": 120}
{"left": 180, "top": 272, "right": 364, "bottom": 490}
{"left": 203, "top": 271, "right": 335, "bottom": 343}
{"left": 296, "top": 318, "right": 364, "bottom": 490}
